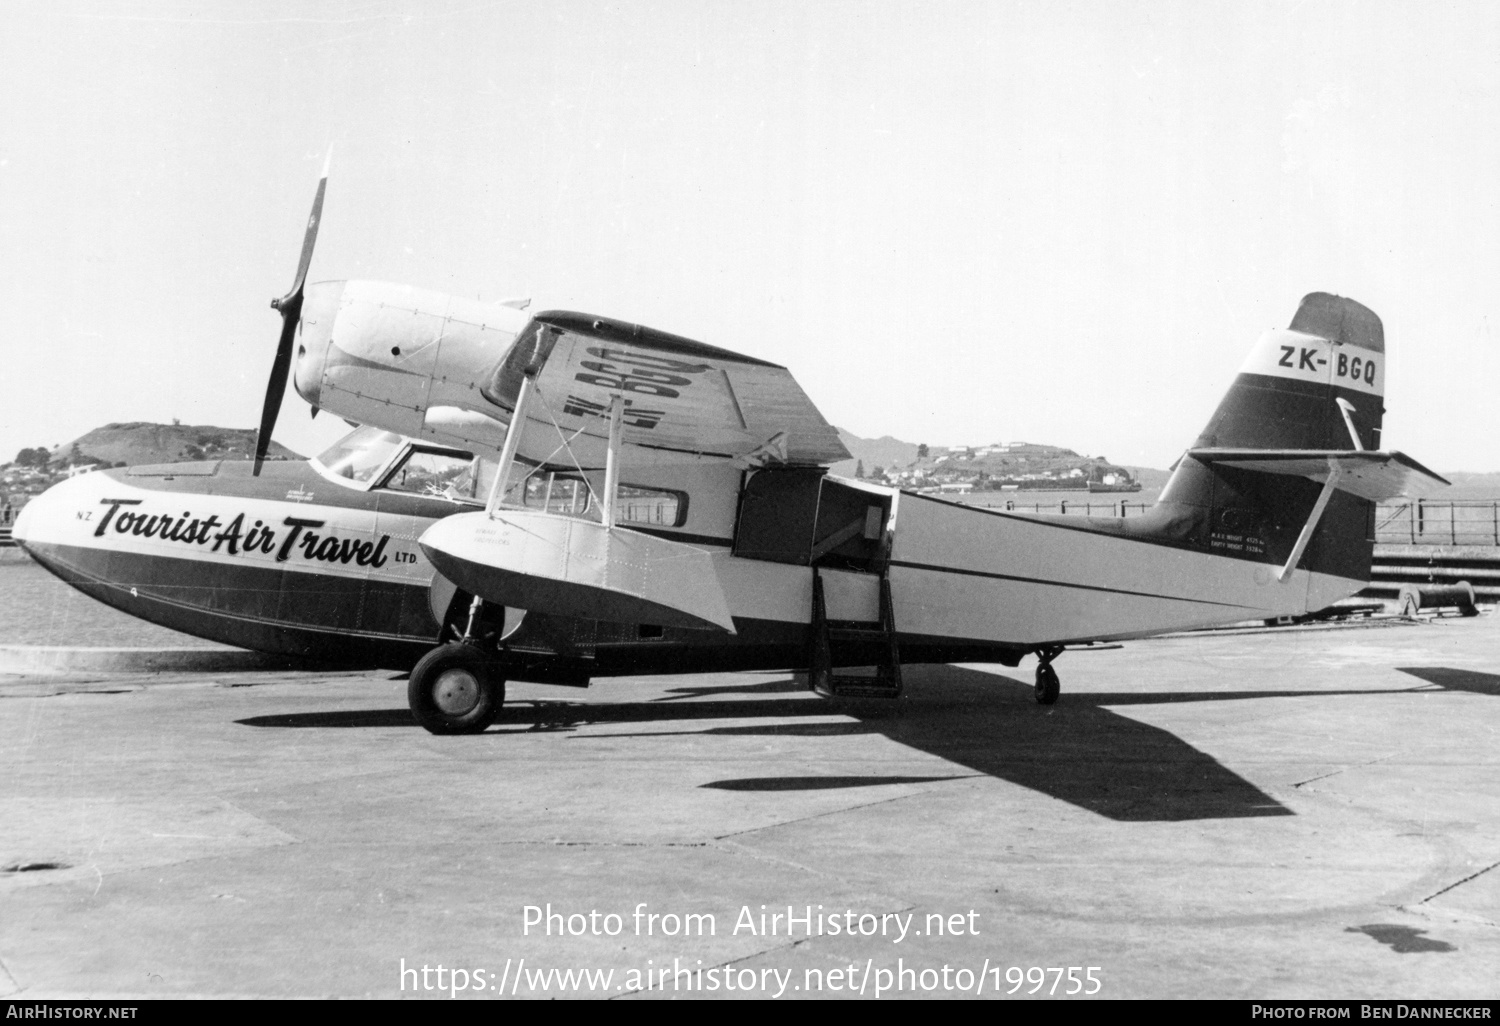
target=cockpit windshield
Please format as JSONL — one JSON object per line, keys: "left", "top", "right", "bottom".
{"left": 312, "top": 425, "right": 492, "bottom": 504}
{"left": 312, "top": 426, "right": 407, "bottom": 485}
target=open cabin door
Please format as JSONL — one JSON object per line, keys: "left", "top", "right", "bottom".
{"left": 733, "top": 470, "right": 893, "bottom": 621}
{"left": 807, "top": 478, "right": 891, "bottom": 575}
{"left": 733, "top": 470, "right": 891, "bottom": 570}
{"left": 733, "top": 469, "right": 901, "bottom": 698}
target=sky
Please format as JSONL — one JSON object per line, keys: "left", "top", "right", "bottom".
{"left": 2, "top": 0, "right": 1497, "bottom": 471}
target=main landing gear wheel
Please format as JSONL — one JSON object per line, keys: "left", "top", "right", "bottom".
{"left": 1034, "top": 663, "right": 1060, "bottom": 705}
{"left": 408, "top": 643, "right": 505, "bottom": 735}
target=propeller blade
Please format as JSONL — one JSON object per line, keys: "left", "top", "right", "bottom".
{"left": 255, "top": 150, "right": 331, "bottom": 476}
{"left": 273, "top": 148, "right": 331, "bottom": 313}
{"left": 252, "top": 311, "right": 299, "bottom": 475}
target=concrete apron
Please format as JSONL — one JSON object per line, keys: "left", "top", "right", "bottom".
{"left": 0, "top": 615, "right": 1497, "bottom": 999}
{"left": 0, "top": 647, "right": 296, "bottom": 674}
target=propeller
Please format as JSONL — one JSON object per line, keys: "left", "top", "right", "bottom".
{"left": 254, "top": 150, "right": 331, "bottom": 475}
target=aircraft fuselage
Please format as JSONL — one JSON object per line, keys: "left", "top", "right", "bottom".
{"left": 17, "top": 440, "right": 1361, "bottom": 682}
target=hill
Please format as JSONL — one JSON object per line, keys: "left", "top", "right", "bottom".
{"left": 829, "top": 430, "right": 925, "bottom": 478}
{"left": 47, "top": 423, "right": 302, "bottom": 468}
{"left": 832, "top": 429, "right": 1499, "bottom": 499}
{"left": 832, "top": 429, "right": 1146, "bottom": 490}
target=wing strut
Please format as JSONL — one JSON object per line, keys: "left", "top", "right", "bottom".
{"left": 600, "top": 395, "right": 625, "bottom": 527}
{"left": 487, "top": 372, "right": 535, "bottom": 514}
{"left": 1279, "top": 459, "right": 1343, "bottom": 583}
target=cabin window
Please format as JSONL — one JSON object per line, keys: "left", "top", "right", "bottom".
{"left": 616, "top": 485, "right": 687, "bottom": 528}
{"left": 521, "top": 473, "right": 593, "bottom": 517}
{"left": 515, "top": 472, "right": 687, "bottom": 528}
{"left": 381, "top": 448, "right": 483, "bottom": 502}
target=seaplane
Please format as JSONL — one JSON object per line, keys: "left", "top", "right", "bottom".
{"left": 15, "top": 164, "right": 1448, "bottom": 733}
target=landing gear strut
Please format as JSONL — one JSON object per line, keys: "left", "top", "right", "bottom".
{"left": 1033, "top": 645, "right": 1063, "bottom": 706}
{"left": 409, "top": 595, "right": 507, "bottom": 735}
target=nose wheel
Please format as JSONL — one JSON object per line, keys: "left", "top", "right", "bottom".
{"left": 1034, "top": 646, "right": 1063, "bottom": 705}
{"left": 409, "top": 642, "right": 506, "bottom": 734}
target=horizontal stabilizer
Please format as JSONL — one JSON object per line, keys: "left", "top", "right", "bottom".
{"left": 1186, "top": 448, "right": 1450, "bottom": 501}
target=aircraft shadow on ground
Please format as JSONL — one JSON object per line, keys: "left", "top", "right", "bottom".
{"left": 1396, "top": 666, "right": 1500, "bottom": 696}
{"left": 235, "top": 664, "right": 1343, "bottom": 823}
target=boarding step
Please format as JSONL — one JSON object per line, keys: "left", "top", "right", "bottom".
{"left": 809, "top": 569, "right": 903, "bottom": 700}
{"left": 826, "top": 622, "right": 887, "bottom": 640}
{"left": 817, "top": 673, "right": 902, "bottom": 699}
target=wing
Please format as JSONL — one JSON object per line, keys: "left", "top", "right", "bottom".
{"left": 480, "top": 312, "right": 850, "bottom": 468}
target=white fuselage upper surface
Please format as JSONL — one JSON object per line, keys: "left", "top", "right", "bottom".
{"left": 884, "top": 493, "right": 1359, "bottom": 644}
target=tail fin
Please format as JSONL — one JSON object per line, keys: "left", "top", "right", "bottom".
{"left": 1078, "top": 292, "right": 1443, "bottom": 616}
{"left": 1192, "top": 291, "right": 1386, "bottom": 452}
{"left": 1156, "top": 293, "right": 1391, "bottom": 588}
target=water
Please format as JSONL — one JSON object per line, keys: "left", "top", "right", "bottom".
{"left": 955, "top": 486, "right": 1163, "bottom": 513}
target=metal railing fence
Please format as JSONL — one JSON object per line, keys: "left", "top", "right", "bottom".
{"left": 1374, "top": 500, "right": 1500, "bottom": 547}
{"left": 994, "top": 501, "right": 1151, "bottom": 517}
{"left": 991, "top": 499, "right": 1500, "bottom": 547}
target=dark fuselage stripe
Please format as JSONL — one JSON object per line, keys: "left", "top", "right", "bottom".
{"left": 28, "top": 541, "right": 436, "bottom": 642}
{"left": 630, "top": 527, "right": 733, "bottom": 547}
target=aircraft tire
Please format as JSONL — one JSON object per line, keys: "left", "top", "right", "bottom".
{"left": 408, "top": 643, "right": 505, "bottom": 735}
{"left": 1034, "top": 663, "right": 1060, "bottom": 706}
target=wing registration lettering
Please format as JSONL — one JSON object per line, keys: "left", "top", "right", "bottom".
{"left": 480, "top": 311, "right": 849, "bottom": 466}
{"left": 574, "top": 345, "right": 713, "bottom": 400}
{"left": 542, "top": 330, "right": 749, "bottom": 447}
